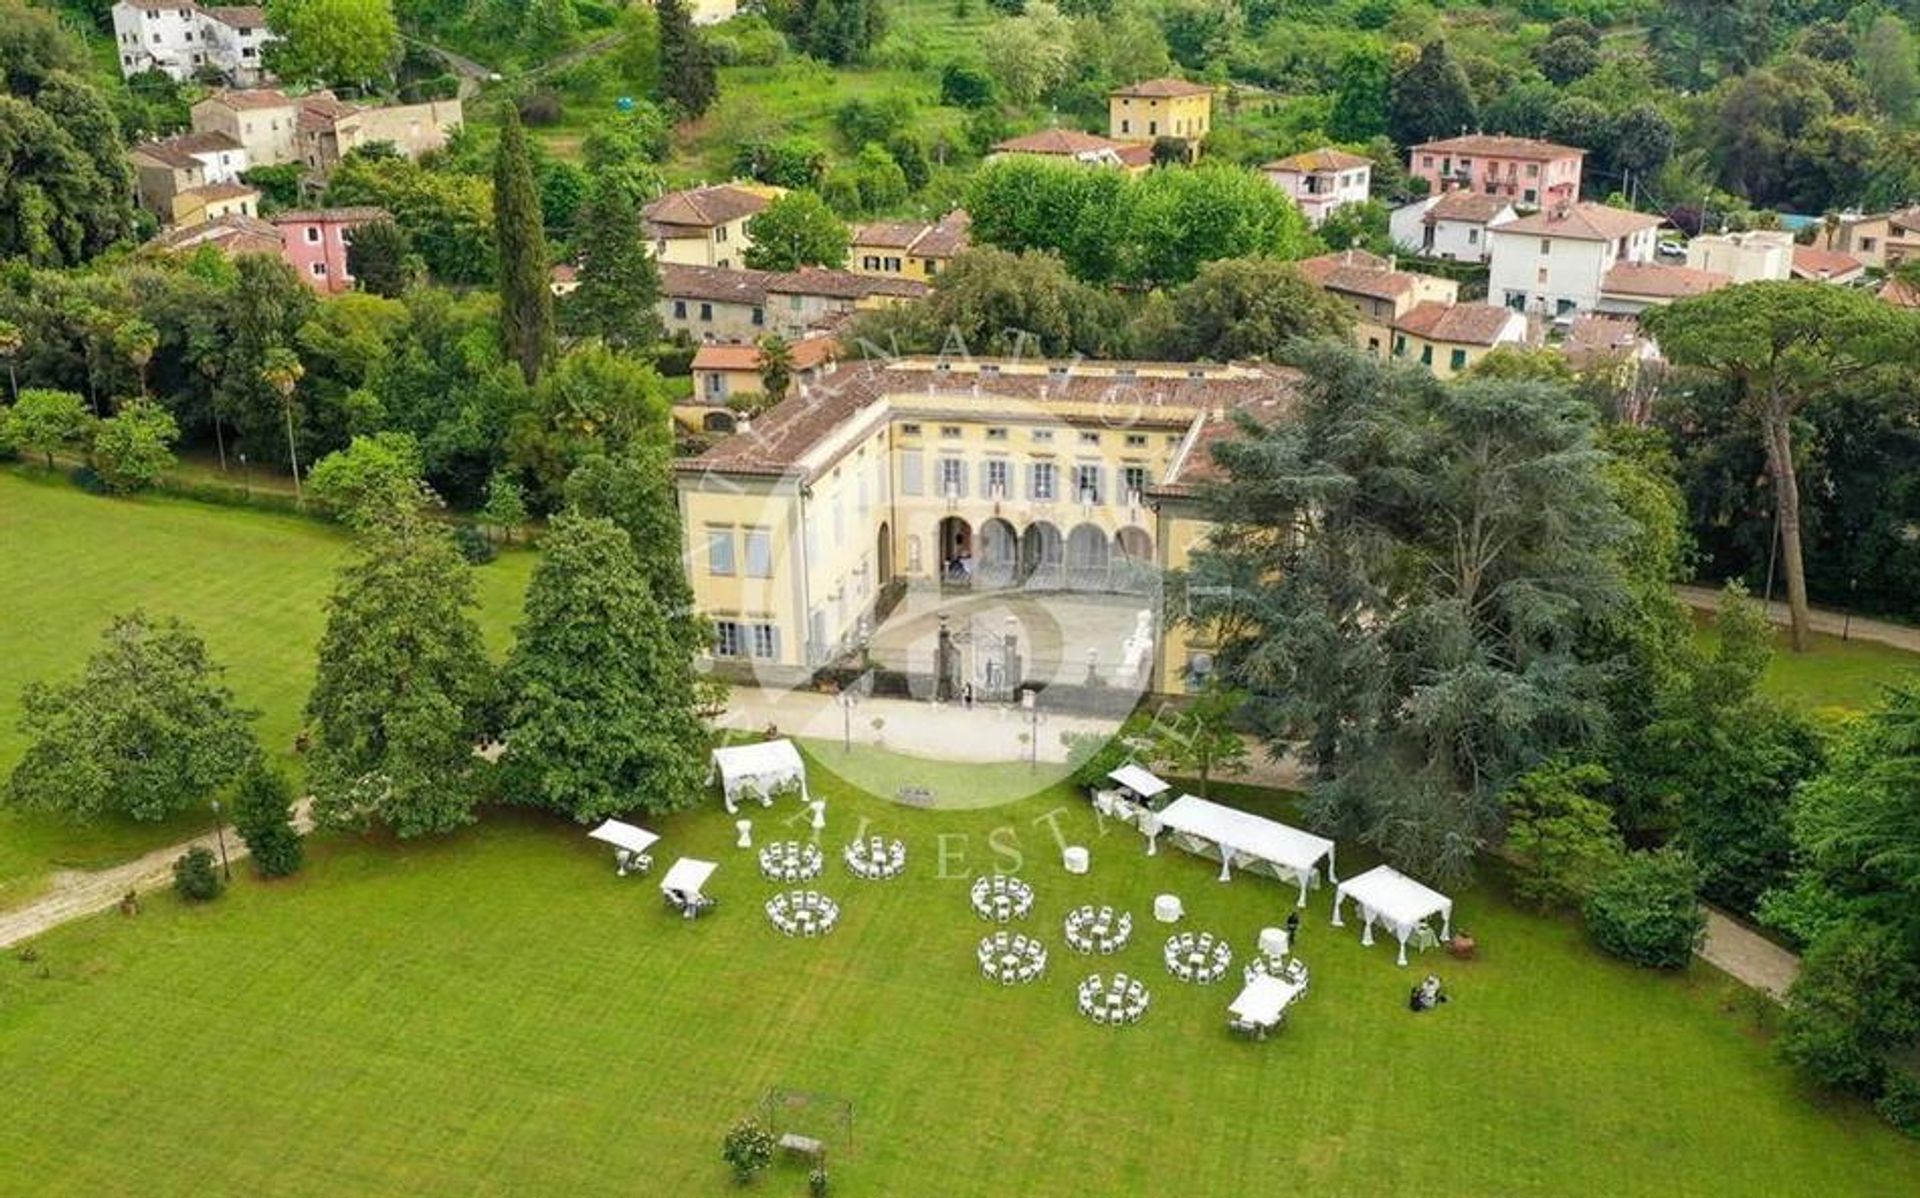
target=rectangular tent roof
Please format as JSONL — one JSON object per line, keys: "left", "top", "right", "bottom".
{"left": 587, "top": 819, "right": 659, "bottom": 855}
{"left": 710, "top": 739, "right": 808, "bottom": 797}
{"left": 1228, "top": 974, "right": 1302, "bottom": 1025}
{"left": 1335, "top": 865, "right": 1450, "bottom": 933}
{"left": 659, "top": 857, "right": 718, "bottom": 896}
{"left": 1107, "top": 763, "right": 1171, "bottom": 798}
{"left": 1158, "top": 796, "right": 1335, "bottom": 874}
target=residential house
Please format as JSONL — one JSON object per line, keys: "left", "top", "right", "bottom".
{"left": 647, "top": 0, "right": 738, "bottom": 25}
{"left": 1262, "top": 149, "right": 1372, "bottom": 227}
{"left": 147, "top": 212, "right": 284, "bottom": 259}
{"left": 847, "top": 210, "right": 971, "bottom": 281}
{"left": 549, "top": 264, "right": 580, "bottom": 296}
{"left": 1563, "top": 313, "right": 1662, "bottom": 406}
{"left": 990, "top": 129, "right": 1152, "bottom": 172}
{"left": 1389, "top": 191, "right": 1518, "bottom": 263}
{"left": 1596, "top": 263, "right": 1731, "bottom": 316}
{"left": 1880, "top": 277, "right": 1920, "bottom": 309}
{"left": 1889, "top": 209, "right": 1920, "bottom": 266}
{"left": 1789, "top": 246, "right": 1866, "bottom": 285}
{"left": 643, "top": 184, "right": 777, "bottom": 268}
{"left": 660, "top": 264, "right": 930, "bottom": 344}
{"left": 169, "top": 181, "right": 260, "bottom": 227}
{"left": 1816, "top": 212, "right": 1894, "bottom": 270}
{"left": 1389, "top": 302, "right": 1528, "bottom": 378}
{"left": 689, "top": 335, "right": 840, "bottom": 426}
{"left": 1408, "top": 135, "right": 1583, "bottom": 209}
{"left": 297, "top": 95, "right": 464, "bottom": 179}
{"left": 1486, "top": 202, "right": 1663, "bottom": 317}
{"left": 191, "top": 89, "right": 307, "bottom": 166}
{"left": 1108, "top": 78, "right": 1213, "bottom": 150}
{"left": 272, "top": 207, "right": 385, "bottom": 293}
{"left": 672, "top": 355, "right": 1292, "bottom": 687}
{"left": 129, "top": 130, "right": 248, "bottom": 221}
{"left": 1685, "top": 230, "right": 1793, "bottom": 283}
{"left": 1296, "top": 249, "right": 1460, "bottom": 357}
{"left": 111, "top": 2, "right": 277, "bottom": 85}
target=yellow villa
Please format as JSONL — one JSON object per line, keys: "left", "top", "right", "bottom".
{"left": 642, "top": 184, "right": 782, "bottom": 269}
{"left": 847, "top": 210, "right": 972, "bottom": 281}
{"left": 1108, "top": 78, "right": 1213, "bottom": 149}
{"left": 673, "top": 356, "right": 1294, "bottom": 697}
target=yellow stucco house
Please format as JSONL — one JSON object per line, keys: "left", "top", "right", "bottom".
{"left": 1295, "top": 249, "right": 1460, "bottom": 359}
{"left": 673, "top": 355, "right": 1294, "bottom": 695}
{"left": 847, "top": 210, "right": 972, "bottom": 281}
{"left": 1108, "top": 78, "right": 1213, "bottom": 148}
{"left": 642, "top": 183, "right": 783, "bottom": 269}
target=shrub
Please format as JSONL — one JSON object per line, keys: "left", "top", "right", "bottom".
{"left": 1878, "top": 1069, "right": 1920, "bottom": 1138}
{"left": 453, "top": 523, "right": 497, "bottom": 564}
{"left": 720, "top": 1118, "right": 774, "bottom": 1183}
{"left": 809, "top": 1166, "right": 830, "bottom": 1195}
{"left": 1501, "top": 759, "right": 1624, "bottom": 911}
{"left": 172, "top": 846, "right": 225, "bottom": 903}
{"left": 518, "top": 89, "right": 565, "bottom": 126}
{"left": 1582, "top": 849, "right": 1706, "bottom": 969}
{"left": 1778, "top": 920, "right": 1920, "bottom": 1096}
{"left": 231, "top": 762, "right": 304, "bottom": 879}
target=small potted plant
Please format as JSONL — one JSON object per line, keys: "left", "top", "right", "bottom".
{"left": 1448, "top": 928, "right": 1477, "bottom": 959}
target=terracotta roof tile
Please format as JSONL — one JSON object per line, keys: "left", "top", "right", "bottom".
{"left": 269, "top": 206, "right": 388, "bottom": 225}
{"left": 1264, "top": 148, "right": 1372, "bottom": 173}
{"left": 1112, "top": 77, "right": 1212, "bottom": 99}
{"left": 1498, "top": 203, "right": 1664, "bottom": 242}
{"left": 1414, "top": 134, "right": 1584, "bottom": 161}
{"left": 1392, "top": 301, "right": 1520, "bottom": 346}
{"left": 1424, "top": 191, "right": 1517, "bottom": 224}
{"left": 1790, "top": 246, "right": 1865, "bottom": 280}
{"left": 201, "top": 5, "right": 268, "bottom": 27}
{"left": 643, "top": 185, "right": 770, "bottom": 233}
{"left": 1601, "top": 262, "right": 1731, "bottom": 299}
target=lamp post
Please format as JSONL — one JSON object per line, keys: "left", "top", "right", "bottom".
{"left": 238, "top": 452, "right": 249, "bottom": 499}
{"left": 209, "top": 798, "right": 232, "bottom": 881}
{"left": 838, "top": 690, "right": 857, "bottom": 753}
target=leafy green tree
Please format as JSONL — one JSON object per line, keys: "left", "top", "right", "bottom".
{"left": 849, "top": 246, "right": 1133, "bottom": 358}
{"left": 562, "top": 180, "right": 663, "bottom": 350}
{"left": 940, "top": 60, "right": 997, "bottom": 109}
{"left": 344, "top": 218, "right": 417, "bottom": 298}
{"left": 306, "top": 431, "right": 427, "bottom": 528}
{"left": 743, "top": 190, "right": 851, "bottom": 271}
{"left": 1534, "top": 35, "right": 1598, "bottom": 85}
{"left": 658, "top": 0, "right": 718, "bottom": 118}
{"left": 326, "top": 150, "right": 494, "bottom": 284}
{"left": 1610, "top": 104, "right": 1676, "bottom": 181}
{"left": 480, "top": 469, "right": 528, "bottom": 544}
{"left": 7, "top": 611, "right": 258, "bottom": 821}
{"left": 1860, "top": 15, "right": 1919, "bottom": 122}
{"left": 1584, "top": 849, "right": 1707, "bottom": 969}
{"left": 1149, "top": 258, "right": 1352, "bottom": 361}
{"left": 1140, "top": 683, "right": 1249, "bottom": 797}
{"left": 494, "top": 108, "right": 553, "bottom": 387}
{"left": 306, "top": 507, "right": 495, "bottom": 838}
{"left": 260, "top": 346, "right": 308, "bottom": 499}
{"left": 980, "top": 2, "right": 1074, "bottom": 102}
{"left": 90, "top": 399, "right": 178, "bottom": 493}
{"left": 1388, "top": 40, "right": 1477, "bottom": 149}
{"left": 1329, "top": 44, "right": 1390, "bottom": 141}
{"left": 561, "top": 447, "right": 697, "bottom": 648}
{"left": 509, "top": 344, "right": 672, "bottom": 506}
{"left": 3, "top": 387, "right": 91, "bottom": 469}
{"left": 1502, "top": 759, "right": 1625, "bottom": 911}
{"left": 230, "top": 760, "right": 304, "bottom": 878}
{"left": 114, "top": 319, "right": 158, "bottom": 398}
{"left": 0, "top": 66, "right": 135, "bottom": 267}
{"left": 1645, "top": 283, "right": 1913, "bottom": 652}
{"left": 0, "top": 317, "right": 21, "bottom": 401}
{"left": 501, "top": 513, "right": 707, "bottom": 822}
{"left": 1187, "top": 345, "right": 1634, "bottom": 884}
{"left": 734, "top": 135, "right": 831, "bottom": 190}
{"left": 265, "top": 0, "right": 400, "bottom": 86}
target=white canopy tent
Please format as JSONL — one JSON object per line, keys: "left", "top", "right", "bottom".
{"left": 1107, "top": 764, "right": 1171, "bottom": 803}
{"left": 1154, "top": 795, "right": 1338, "bottom": 906}
{"left": 1332, "top": 865, "right": 1453, "bottom": 966}
{"left": 1228, "top": 974, "right": 1304, "bottom": 1030}
{"left": 587, "top": 819, "right": 659, "bottom": 875}
{"left": 709, "top": 739, "right": 810, "bottom": 814}
{"left": 660, "top": 857, "right": 718, "bottom": 904}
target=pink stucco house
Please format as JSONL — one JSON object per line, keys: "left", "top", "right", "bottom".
{"left": 271, "top": 206, "right": 385, "bottom": 293}
{"left": 1408, "top": 135, "right": 1583, "bottom": 210}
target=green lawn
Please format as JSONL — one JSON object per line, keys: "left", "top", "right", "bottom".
{"left": 1691, "top": 612, "right": 1920, "bottom": 712}
{"left": 3, "top": 754, "right": 1919, "bottom": 1195}
{"left": 0, "top": 470, "right": 533, "bottom": 909}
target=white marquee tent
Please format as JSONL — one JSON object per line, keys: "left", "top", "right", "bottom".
{"left": 1107, "top": 764, "right": 1171, "bottom": 804}
{"left": 1331, "top": 864, "right": 1453, "bottom": 966}
{"left": 1154, "top": 795, "right": 1338, "bottom": 906}
{"left": 709, "top": 739, "right": 810, "bottom": 814}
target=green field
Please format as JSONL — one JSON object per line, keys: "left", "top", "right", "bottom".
{"left": 0, "top": 469, "right": 533, "bottom": 909}
{"left": 4, "top": 752, "right": 1920, "bottom": 1195}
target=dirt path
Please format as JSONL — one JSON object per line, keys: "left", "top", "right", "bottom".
{"left": 0, "top": 802, "right": 313, "bottom": 951}
{"left": 1677, "top": 584, "right": 1920, "bottom": 654}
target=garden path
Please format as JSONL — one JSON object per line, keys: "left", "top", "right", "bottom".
{"left": 1676, "top": 585, "right": 1920, "bottom": 654}
{"left": 0, "top": 801, "right": 313, "bottom": 951}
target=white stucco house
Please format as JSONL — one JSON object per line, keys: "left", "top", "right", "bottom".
{"left": 1684, "top": 229, "right": 1794, "bottom": 284}
{"left": 1389, "top": 191, "right": 1519, "bottom": 264}
{"left": 1262, "top": 148, "right": 1372, "bottom": 227}
{"left": 111, "top": 2, "right": 277, "bottom": 85}
{"left": 1487, "top": 203, "right": 1664, "bottom": 318}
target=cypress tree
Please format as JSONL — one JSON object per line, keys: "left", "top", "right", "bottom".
{"left": 494, "top": 106, "right": 554, "bottom": 385}
{"left": 658, "top": 0, "right": 718, "bottom": 118}
{"left": 563, "top": 179, "right": 664, "bottom": 349}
